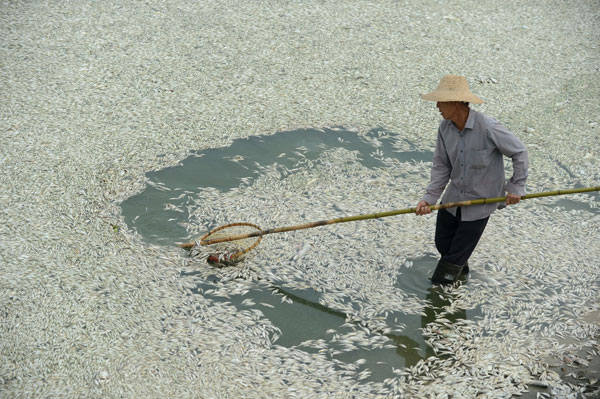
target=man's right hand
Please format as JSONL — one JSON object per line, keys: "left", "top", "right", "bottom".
{"left": 416, "top": 200, "right": 431, "bottom": 215}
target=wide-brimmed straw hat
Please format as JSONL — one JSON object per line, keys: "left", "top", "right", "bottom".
{"left": 421, "top": 75, "right": 484, "bottom": 104}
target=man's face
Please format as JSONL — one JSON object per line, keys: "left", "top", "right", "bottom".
{"left": 436, "top": 101, "right": 461, "bottom": 120}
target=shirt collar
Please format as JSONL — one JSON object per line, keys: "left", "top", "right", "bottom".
{"left": 464, "top": 108, "right": 476, "bottom": 130}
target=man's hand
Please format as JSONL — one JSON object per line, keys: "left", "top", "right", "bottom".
{"left": 416, "top": 200, "right": 431, "bottom": 215}
{"left": 506, "top": 192, "right": 521, "bottom": 205}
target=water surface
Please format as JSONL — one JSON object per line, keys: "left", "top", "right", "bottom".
{"left": 120, "top": 127, "right": 595, "bottom": 387}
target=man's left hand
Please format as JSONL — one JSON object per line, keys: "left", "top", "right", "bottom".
{"left": 506, "top": 193, "right": 521, "bottom": 205}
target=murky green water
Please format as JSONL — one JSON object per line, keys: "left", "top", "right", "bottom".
{"left": 181, "top": 254, "right": 482, "bottom": 382}
{"left": 121, "top": 127, "right": 431, "bottom": 246}
{"left": 120, "top": 127, "right": 595, "bottom": 386}
{"left": 121, "top": 127, "right": 465, "bottom": 380}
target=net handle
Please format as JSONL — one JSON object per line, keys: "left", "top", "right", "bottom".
{"left": 178, "top": 186, "right": 599, "bottom": 248}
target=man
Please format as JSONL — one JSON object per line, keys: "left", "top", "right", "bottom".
{"left": 416, "top": 75, "right": 528, "bottom": 285}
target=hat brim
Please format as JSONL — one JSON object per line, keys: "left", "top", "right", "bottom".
{"left": 421, "top": 91, "right": 484, "bottom": 104}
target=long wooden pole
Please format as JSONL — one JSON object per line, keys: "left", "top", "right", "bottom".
{"left": 178, "top": 186, "right": 599, "bottom": 249}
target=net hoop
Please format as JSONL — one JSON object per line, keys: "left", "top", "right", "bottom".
{"left": 200, "top": 222, "right": 262, "bottom": 264}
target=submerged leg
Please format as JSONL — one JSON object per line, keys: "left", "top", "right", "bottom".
{"left": 432, "top": 207, "right": 488, "bottom": 284}
{"left": 430, "top": 259, "right": 465, "bottom": 285}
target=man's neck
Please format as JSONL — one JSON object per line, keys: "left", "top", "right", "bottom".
{"left": 451, "top": 107, "right": 470, "bottom": 132}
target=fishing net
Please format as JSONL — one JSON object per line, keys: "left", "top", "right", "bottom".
{"left": 186, "top": 222, "right": 262, "bottom": 266}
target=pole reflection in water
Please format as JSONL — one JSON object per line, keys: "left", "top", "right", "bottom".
{"left": 186, "top": 255, "right": 477, "bottom": 383}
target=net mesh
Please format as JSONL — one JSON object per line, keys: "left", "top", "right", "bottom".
{"left": 189, "top": 222, "right": 262, "bottom": 266}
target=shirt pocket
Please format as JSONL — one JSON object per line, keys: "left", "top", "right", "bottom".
{"left": 470, "top": 149, "right": 490, "bottom": 169}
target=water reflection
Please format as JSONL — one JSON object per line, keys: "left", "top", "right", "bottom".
{"left": 421, "top": 286, "right": 466, "bottom": 359}
{"left": 184, "top": 255, "right": 477, "bottom": 383}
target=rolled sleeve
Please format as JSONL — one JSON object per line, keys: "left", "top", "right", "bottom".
{"left": 505, "top": 149, "right": 528, "bottom": 196}
{"left": 488, "top": 122, "right": 529, "bottom": 196}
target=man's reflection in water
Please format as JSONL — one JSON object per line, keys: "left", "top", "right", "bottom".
{"left": 198, "top": 277, "right": 470, "bottom": 376}
{"left": 422, "top": 285, "right": 467, "bottom": 358}
{"left": 383, "top": 285, "right": 468, "bottom": 367}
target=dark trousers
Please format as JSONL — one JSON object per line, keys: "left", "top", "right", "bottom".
{"left": 435, "top": 208, "right": 489, "bottom": 266}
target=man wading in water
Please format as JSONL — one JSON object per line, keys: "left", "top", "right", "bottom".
{"left": 416, "top": 75, "right": 528, "bottom": 285}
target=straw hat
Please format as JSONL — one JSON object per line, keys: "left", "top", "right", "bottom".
{"left": 421, "top": 75, "right": 484, "bottom": 104}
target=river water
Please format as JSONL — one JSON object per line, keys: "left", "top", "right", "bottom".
{"left": 121, "top": 127, "right": 598, "bottom": 392}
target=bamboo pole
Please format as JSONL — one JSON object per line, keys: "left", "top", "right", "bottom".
{"left": 178, "top": 186, "right": 599, "bottom": 249}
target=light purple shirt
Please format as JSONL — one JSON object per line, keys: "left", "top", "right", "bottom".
{"left": 421, "top": 109, "right": 528, "bottom": 221}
